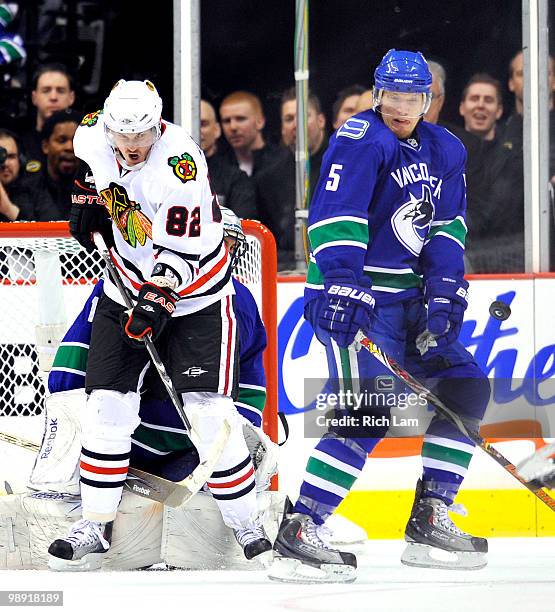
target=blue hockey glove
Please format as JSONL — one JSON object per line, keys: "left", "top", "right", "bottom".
{"left": 319, "top": 269, "right": 375, "bottom": 348}
{"left": 421, "top": 276, "right": 469, "bottom": 358}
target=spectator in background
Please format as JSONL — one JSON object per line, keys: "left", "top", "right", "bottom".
{"left": 504, "top": 50, "right": 555, "bottom": 269}
{"left": 331, "top": 84, "right": 365, "bottom": 130}
{"left": 458, "top": 73, "right": 504, "bottom": 141}
{"left": 20, "top": 63, "right": 75, "bottom": 174}
{"left": 219, "top": 91, "right": 280, "bottom": 177}
{"left": 255, "top": 87, "right": 327, "bottom": 270}
{"left": 424, "top": 61, "right": 446, "bottom": 124}
{"left": 461, "top": 68, "right": 525, "bottom": 273}
{"left": 354, "top": 89, "right": 373, "bottom": 113}
{"left": 505, "top": 50, "right": 555, "bottom": 184}
{"left": 0, "top": 128, "right": 33, "bottom": 220}
{"left": 200, "top": 99, "right": 256, "bottom": 219}
{"left": 26, "top": 109, "right": 80, "bottom": 220}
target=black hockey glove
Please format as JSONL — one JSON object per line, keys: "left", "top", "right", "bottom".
{"left": 418, "top": 276, "right": 469, "bottom": 359}
{"left": 123, "top": 271, "right": 181, "bottom": 344}
{"left": 69, "top": 201, "right": 114, "bottom": 252}
{"left": 319, "top": 268, "right": 375, "bottom": 348}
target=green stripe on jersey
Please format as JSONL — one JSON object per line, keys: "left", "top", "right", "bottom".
{"left": 427, "top": 217, "right": 467, "bottom": 246}
{"left": 237, "top": 385, "right": 266, "bottom": 414}
{"left": 421, "top": 441, "right": 473, "bottom": 469}
{"left": 306, "top": 260, "right": 324, "bottom": 287}
{"left": 306, "top": 456, "right": 357, "bottom": 490}
{"left": 132, "top": 424, "right": 194, "bottom": 454}
{"left": 52, "top": 344, "right": 89, "bottom": 372}
{"left": 308, "top": 219, "right": 369, "bottom": 251}
{"left": 364, "top": 270, "right": 422, "bottom": 290}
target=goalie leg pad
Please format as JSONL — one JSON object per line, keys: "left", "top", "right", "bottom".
{"left": 162, "top": 490, "right": 285, "bottom": 570}
{"left": 242, "top": 419, "right": 279, "bottom": 493}
{"left": 28, "top": 389, "right": 87, "bottom": 495}
{"left": 0, "top": 490, "right": 163, "bottom": 570}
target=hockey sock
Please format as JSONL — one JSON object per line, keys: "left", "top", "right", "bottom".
{"left": 295, "top": 434, "right": 368, "bottom": 524}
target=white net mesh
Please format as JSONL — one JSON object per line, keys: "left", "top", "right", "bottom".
{"left": 0, "top": 232, "right": 263, "bottom": 417}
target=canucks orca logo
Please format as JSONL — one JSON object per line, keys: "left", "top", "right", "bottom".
{"left": 391, "top": 184, "right": 435, "bottom": 256}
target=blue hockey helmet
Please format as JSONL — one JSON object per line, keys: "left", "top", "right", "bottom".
{"left": 374, "top": 49, "right": 432, "bottom": 93}
{"left": 373, "top": 49, "right": 432, "bottom": 118}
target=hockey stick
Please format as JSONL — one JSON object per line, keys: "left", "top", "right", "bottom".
{"left": 89, "top": 233, "right": 230, "bottom": 504}
{"left": 0, "top": 429, "right": 221, "bottom": 508}
{"left": 354, "top": 330, "right": 555, "bottom": 512}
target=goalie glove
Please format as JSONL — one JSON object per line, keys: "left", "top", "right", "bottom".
{"left": 419, "top": 276, "right": 469, "bottom": 358}
{"left": 123, "top": 263, "right": 181, "bottom": 344}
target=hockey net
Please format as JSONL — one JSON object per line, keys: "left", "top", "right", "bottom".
{"left": 0, "top": 220, "right": 278, "bottom": 441}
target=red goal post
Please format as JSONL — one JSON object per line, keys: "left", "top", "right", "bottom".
{"left": 0, "top": 219, "right": 278, "bottom": 444}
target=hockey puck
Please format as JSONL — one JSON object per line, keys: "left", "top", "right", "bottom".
{"left": 489, "top": 300, "right": 511, "bottom": 321}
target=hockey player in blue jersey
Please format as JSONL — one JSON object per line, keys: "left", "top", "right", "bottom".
{"left": 269, "top": 49, "right": 491, "bottom": 583}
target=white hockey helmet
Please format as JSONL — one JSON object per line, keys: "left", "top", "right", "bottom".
{"left": 220, "top": 205, "right": 246, "bottom": 268}
{"left": 103, "top": 79, "right": 163, "bottom": 149}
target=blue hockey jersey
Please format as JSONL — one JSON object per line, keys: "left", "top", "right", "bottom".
{"left": 305, "top": 110, "right": 468, "bottom": 305}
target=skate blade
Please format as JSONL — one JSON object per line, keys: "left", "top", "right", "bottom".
{"left": 267, "top": 556, "right": 356, "bottom": 584}
{"left": 48, "top": 552, "right": 105, "bottom": 572}
{"left": 253, "top": 549, "right": 273, "bottom": 568}
{"left": 401, "top": 542, "right": 487, "bottom": 570}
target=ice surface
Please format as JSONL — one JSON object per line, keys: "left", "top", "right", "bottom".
{"left": 1, "top": 538, "right": 554, "bottom": 612}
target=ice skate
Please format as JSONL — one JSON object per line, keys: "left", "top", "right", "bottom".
{"left": 268, "top": 498, "right": 356, "bottom": 583}
{"left": 48, "top": 519, "right": 112, "bottom": 571}
{"left": 401, "top": 495, "right": 487, "bottom": 570}
{"left": 323, "top": 513, "right": 367, "bottom": 548}
{"left": 234, "top": 520, "right": 272, "bottom": 564}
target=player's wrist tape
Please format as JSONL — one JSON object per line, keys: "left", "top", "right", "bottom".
{"left": 149, "top": 262, "right": 182, "bottom": 290}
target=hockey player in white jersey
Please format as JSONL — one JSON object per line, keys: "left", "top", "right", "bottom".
{"left": 47, "top": 80, "right": 270, "bottom": 570}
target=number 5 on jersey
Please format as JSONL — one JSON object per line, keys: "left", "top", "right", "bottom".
{"left": 325, "top": 164, "right": 343, "bottom": 192}
{"left": 166, "top": 205, "right": 201, "bottom": 237}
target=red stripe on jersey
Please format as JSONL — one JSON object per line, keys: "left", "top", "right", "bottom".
{"left": 178, "top": 249, "right": 229, "bottom": 296}
{"left": 224, "top": 295, "right": 233, "bottom": 395}
{"left": 208, "top": 466, "right": 254, "bottom": 489}
{"left": 110, "top": 253, "right": 142, "bottom": 290}
{"left": 80, "top": 461, "right": 129, "bottom": 475}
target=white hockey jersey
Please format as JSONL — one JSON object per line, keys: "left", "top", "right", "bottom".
{"left": 73, "top": 112, "right": 233, "bottom": 316}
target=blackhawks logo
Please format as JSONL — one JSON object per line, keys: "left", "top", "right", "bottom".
{"left": 80, "top": 110, "right": 102, "bottom": 127}
{"left": 100, "top": 183, "right": 152, "bottom": 248}
{"left": 168, "top": 153, "right": 197, "bottom": 183}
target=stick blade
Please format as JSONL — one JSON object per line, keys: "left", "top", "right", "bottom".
{"left": 125, "top": 419, "right": 231, "bottom": 508}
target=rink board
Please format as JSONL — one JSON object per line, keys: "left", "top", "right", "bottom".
{"left": 275, "top": 275, "right": 555, "bottom": 537}
{"left": 1, "top": 276, "right": 554, "bottom": 537}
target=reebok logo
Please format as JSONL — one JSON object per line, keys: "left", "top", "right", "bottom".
{"left": 132, "top": 484, "right": 151, "bottom": 496}
{"left": 328, "top": 285, "right": 375, "bottom": 307}
{"left": 140, "top": 304, "right": 156, "bottom": 313}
